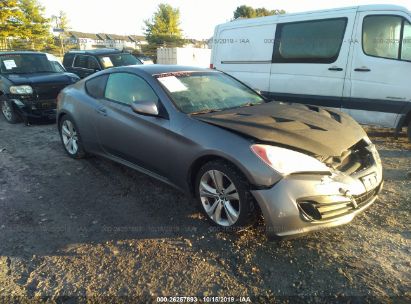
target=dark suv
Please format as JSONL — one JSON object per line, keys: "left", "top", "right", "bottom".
{"left": 63, "top": 49, "right": 141, "bottom": 78}
{"left": 0, "top": 51, "right": 79, "bottom": 124}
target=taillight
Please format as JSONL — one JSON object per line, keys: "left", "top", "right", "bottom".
{"left": 209, "top": 63, "right": 214, "bottom": 69}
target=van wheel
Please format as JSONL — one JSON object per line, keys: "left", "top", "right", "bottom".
{"left": 195, "top": 160, "right": 256, "bottom": 231}
{"left": 1, "top": 100, "right": 21, "bottom": 124}
{"left": 408, "top": 121, "right": 411, "bottom": 142}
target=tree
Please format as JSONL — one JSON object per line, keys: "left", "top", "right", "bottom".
{"left": 144, "top": 4, "right": 184, "bottom": 47}
{"left": 233, "top": 5, "right": 257, "bottom": 19}
{"left": 51, "top": 11, "right": 70, "bottom": 55}
{"left": 255, "top": 7, "right": 285, "bottom": 17}
{"left": 51, "top": 10, "right": 69, "bottom": 32}
{"left": 18, "top": 0, "right": 51, "bottom": 49}
{"left": 233, "top": 5, "right": 285, "bottom": 20}
{"left": 0, "top": 0, "right": 24, "bottom": 49}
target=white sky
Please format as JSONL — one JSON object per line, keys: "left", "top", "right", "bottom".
{"left": 39, "top": 0, "right": 411, "bottom": 39}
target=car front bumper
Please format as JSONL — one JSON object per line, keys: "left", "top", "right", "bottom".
{"left": 251, "top": 161, "right": 383, "bottom": 239}
{"left": 11, "top": 98, "right": 57, "bottom": 121}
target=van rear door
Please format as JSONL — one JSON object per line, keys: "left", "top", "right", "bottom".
{"left": 268, "top": 10, "right": 357, "bottom": 110}
{"left": 345, "top": 10, "right": 411, "bottom": 128}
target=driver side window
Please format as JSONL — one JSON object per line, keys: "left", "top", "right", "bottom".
{"left": 104, "top": 73, "right": 158, "bottom": 105}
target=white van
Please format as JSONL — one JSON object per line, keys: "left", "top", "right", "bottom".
{"left": 211, "top": 5, "right": 411, "bottom": 140}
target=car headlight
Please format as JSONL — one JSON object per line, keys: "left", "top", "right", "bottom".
{"left": 10, "top": 85, "right": 33, "bottom": 95}
{"left": 251, "top": 144, "right": 330, "bottom": 175}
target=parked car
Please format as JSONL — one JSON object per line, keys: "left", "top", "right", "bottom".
{"left": 134, "top": 55, "right": 154, "bottom": 65}
{"left": 57, "top": 65, "right": 383, "bottom": 239}
{"left": 63, "top": 49, "right": 142, "bottom": 79}
{"left": 211, "top": 4, "right": 411, "bottom": 141}
{"left": 0, "top": 51, "right": 79, "bottom": 124}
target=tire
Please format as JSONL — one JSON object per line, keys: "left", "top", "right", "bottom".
{"left": 59, "top": 115, "right": 87, "bottom": 159}
{"left": 195, "top": 160, "right": 256, "bottom": 231}
{"left": 1, "top": 100, "right": 21, "bottom": 124}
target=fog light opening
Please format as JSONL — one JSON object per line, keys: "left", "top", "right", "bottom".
{"left": 299, "top": 201, "right": 322, "bottom": 221}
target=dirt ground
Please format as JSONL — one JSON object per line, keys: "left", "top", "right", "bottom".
{"left": 0, "top": 115, "right": 410, "bottom": 303}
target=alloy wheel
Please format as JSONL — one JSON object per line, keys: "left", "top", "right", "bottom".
{"left": 199, "top": 170, "right": 240, "bottom": 226}
{"left": 61, "top": 120, "right": 79, "bottom": 155}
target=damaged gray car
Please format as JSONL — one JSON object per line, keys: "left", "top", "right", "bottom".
{"left": 56, "top": 65, "right": 383, "bottom": 238}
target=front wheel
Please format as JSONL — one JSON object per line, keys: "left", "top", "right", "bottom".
{"left": 59, "top": 116, "right": 87, "bottom": 159}
{"left": 1, "top": 100, "right": 21, "bottom": 124}
{"left": 195, "top": 160, "right": 256, "bottom": 230}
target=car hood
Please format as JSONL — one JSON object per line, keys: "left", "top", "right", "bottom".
{"left": 195, "top": 101, "right": 367, "bottom": 158}
{"left": 4, "top": 72, "right": 77, "bottom": 85}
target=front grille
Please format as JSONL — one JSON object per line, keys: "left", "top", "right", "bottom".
{"left": 298, "top": 183, "right": 381, "bottom": 222}
{"left": 353, "top": 187, "right": 379, "bottom": 206}
{"left": 35, "top": 99, "right": 56, "bottom": 110}
{"left": 299, "top": 200, "right": 353, "bottom": 221}
{"left": 33, "top": 83, "right": 67, "bottom": 101}
{"left": 325, "top": 140, "right": 374, "bottom": 175}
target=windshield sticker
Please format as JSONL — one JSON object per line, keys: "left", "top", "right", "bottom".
{"left": 101, "top": 57, "right": 113, "bottom": 68}
{"left": 157, "top": 76, "right": 188, "bottom": 92}
{"left": 3, "top": 60, "right": 17, "bottom": 70}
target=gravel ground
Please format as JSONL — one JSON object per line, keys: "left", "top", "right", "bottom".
{"left": 0, "top": 116, "right": 410, "bottom": 303}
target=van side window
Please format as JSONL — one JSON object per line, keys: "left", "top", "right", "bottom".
{"left": 401, "top": 21, "right": 411, "bottom": 61}
{"left": 272, "top": 18, "right": 347, "bottom": 64}
{"left": 362, "top": 15, "right": 411, "bottom": 62}
{"left": 363, "top": 16, "right": 402, "bottom": 60}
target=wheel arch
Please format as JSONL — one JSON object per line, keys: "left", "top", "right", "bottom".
{"left": 187, "top": 154, "right": 251, "bottom": 197}
{"left": 57, "top": 111, "right": 72, "bottom": 127}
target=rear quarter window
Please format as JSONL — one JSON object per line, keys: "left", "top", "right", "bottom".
{"left": 85, "top": 74, "right": 108, "bottom": 99}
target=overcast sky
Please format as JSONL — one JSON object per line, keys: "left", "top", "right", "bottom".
{"left": 39, "top": 0, "right": 410, "bottom": 39}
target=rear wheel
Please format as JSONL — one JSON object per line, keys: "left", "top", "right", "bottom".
{"left": 1, "top": 100, "right": 21, "bottom": 124}
{"left": 195, "top": 160, "right": 256, "bottom": 230}
{"left": 59, "top": 116, "right": 86, "bottom": 159}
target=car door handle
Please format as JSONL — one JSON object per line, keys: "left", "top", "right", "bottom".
{"left": 354, "top": 68, "right": 371, "bottom": 72}
{"left": 328, "top": 67, "right": 343, "bottom": 71}
{"left": 96, "top": 107, "right": 107, "bottom": 116}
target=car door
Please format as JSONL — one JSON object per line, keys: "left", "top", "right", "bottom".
{"left": 73, "top": 55, "right": 98, "bottom": 78}
{"left": 94, "top": 72, "right": 172, "bottom": 177}
{"left": 345, "top": 11, "right": 411, "bottom": 127}
{"left": 269, "top": 10, "right": 356, "bottom": 110}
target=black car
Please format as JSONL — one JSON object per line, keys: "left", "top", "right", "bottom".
{"left": 0, "top": 51, "right": 80, "bottom": 124}
{"left": 63, "top": 49, "right": 141, "bottom": 79}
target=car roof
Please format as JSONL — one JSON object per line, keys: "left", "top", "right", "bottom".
{"left": 0, "top": 51, "right": 47, "bottom": 56}
{"left": 65, "top": 48, "right": 124, "bottom": 56}
{"left": 121, "top": 64, "right": 213, "bottom": 76}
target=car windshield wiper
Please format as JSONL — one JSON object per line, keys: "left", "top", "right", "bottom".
{"left": 190, "top": 108, "right": 222, "bottom": 115}
{"left": 34, "top": 70, "right": 58, "bottom": 73}
{"left": 240, "top": 101, "right": 263, "bottom": 107}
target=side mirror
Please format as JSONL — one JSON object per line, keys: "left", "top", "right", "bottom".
{"left": 131, "top": 100, "right": 159, "bottom": 116}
